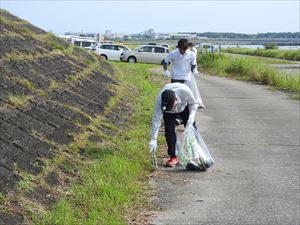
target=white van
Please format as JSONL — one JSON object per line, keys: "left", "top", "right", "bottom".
{"left": 70, "top": 36, "right": 97, "bottom": 50}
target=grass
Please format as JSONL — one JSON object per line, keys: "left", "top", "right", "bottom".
{"left": 49, "top": 80, "right": 61, "bottom": 90}
{"left": 44, "top": 33, "right": 67, "bottom": 51}
{"left": 47, "top": 41, "right": 65, "bottom": 51}
{"left": 31, "top": 62, "right": 163, "bottom": 224}
{"left": 0, "top": 192, "right": 5, "bottom": 204}
{"left": 0, "top": 10, "right": 34, "bottom": 36}
{"left": 12, "top": 77, "right": 36, "bottom": 92}
{"left": 7, "top": 94, "right": 32, "bottom": 107}
{"left": 16, "top": 173, "right": 35, "bottom": 192}
{"left": 222, "top": 48, "right": 300, "bottom": 61}
{"left": 198, "top": 52, "right": 300, "bottom": 93}
{"left": 223, "top": 52, "right": 295, "bottom": 64}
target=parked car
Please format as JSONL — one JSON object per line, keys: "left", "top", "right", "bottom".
{"left": 69, "top": 36, "right": 97, "bottom": 50}
{"left": 160, "top": 43, "right": 169, "bottom": 49}
{"left": 120, "top": 45, "right": 169, "bottom": 64}
{"left": 91, "top": 44, "right": 130, "bottom": 61}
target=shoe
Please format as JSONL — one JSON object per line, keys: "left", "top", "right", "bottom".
{"left": 166, "top": 157, "right": 178, "bottom": 167}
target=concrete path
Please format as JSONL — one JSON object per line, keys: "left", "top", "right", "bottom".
{"left": 149, "top": 74, "right": 300, "bottom": 225}
{"left": 270, "top": 63, "right": 300, "bottom": 75}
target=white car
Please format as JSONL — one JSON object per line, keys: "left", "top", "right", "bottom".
{"left": 91, "top": 44, "right": 130, "bottom": 61}
{"left": 120, "top": 45, "right": 169, "bottom": 64}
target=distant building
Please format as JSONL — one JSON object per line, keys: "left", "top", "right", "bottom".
{"left": 105, "top": 30, "right": 112, "bottom": 36}
{"left": 130, "top": 28, "right": 156, "bottom": 40}
{"left": 155, "top": 33, "right": 171, "bottom": 40}
{"left": 64, "top": 32, "right": 97, "bottom": 38}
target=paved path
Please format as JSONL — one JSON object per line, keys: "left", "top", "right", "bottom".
{"left": 149, "top": 74, "right": 300, "bottom": 225}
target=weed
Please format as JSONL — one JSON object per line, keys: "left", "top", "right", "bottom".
{"left": 222, "top": 48, "right": 300, "bottom": 61}
{"left": 17, "top": 173, "right": 35, "bottom": 192}
{"left": 198, "top": 53, "right": 300, "bottom": 93}
{"left": 13, "top": 77, "right": 36, "bottom": 92}
{"left": 0, "top": 192, "right": 5, "bottom": 204}
{"left": 7, "top": 94, "right": 32, "bottom": 107}
{"left": 49, "top": 80, "right": 61, "bottom": 90}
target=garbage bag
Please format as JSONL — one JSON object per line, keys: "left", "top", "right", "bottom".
{"left": 178, "top": 124, "right": 214, "bottom": 169}
{"left": 184, "top": 74, "right": 205, "bottom": 109}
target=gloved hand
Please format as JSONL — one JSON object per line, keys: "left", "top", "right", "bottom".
{"left": 192, "top": 68, "right": 199, "bottom": 74}
{"left": 187, "top": 117, "right": 195, "bottom": 126}
{"left": 164, "top": 70, "right": 171, "bottom": 78}
{"left": 187, "top": 110, "right": 196, "bottom": 126}
{"left": 148, "top": 139, "right": 157, "bottom": 153}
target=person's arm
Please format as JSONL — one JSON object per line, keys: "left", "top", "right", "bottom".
{"left": 162, "top": 59, "right": 168, "bottom": 71}
{"left": 150, "top": 95, "right": 163, "bottom": 140}
{"left": 191, "top": 52, "right": 198, "bottom": 74}
{"left": 162, "top": 52, "right": 172, "bottom": 77}
{"left": 186, "top": 88, "right": 199, "bottom": 124}
{"left": 191, "top": 64, "right": 196, "bottom": 72}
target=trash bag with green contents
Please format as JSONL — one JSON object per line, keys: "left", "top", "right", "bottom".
{"left": 178, "top": 124, "right": 214, "bottom": 171}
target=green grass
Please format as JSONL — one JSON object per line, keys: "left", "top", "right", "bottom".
{"left": 223, "top": 52, "right": 295, "bottom": 64}
{"left": 7, "top": 94, "right": 32, "bottom": 107}
{"left": 198, "top": 52, "right": 300, "bottom": 93}
{"left": 0, "top": 10, "right": 34, "bottom": 36}
{"left": 32, "top": 62, "right": 163, "bottom": 225}
{"left": 0, "top": 192, "right": 5, "bottom": 204}
{"left": 16, "top": 172, "right": 35, "bottom": 192}
{"left": 13, "top": 77, "right": 36, "bottom": 92}
{"left": 222, "top": 48, "right": 300, "bottom": 61}
{"left": 47, "top": 41, "right": 65, "bottom": 51}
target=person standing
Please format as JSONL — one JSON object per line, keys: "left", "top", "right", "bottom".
{"left": 162, "top": 39, "right": 205, "bottom": 109}
{"left": 162, "top": 39, "right": 197, "bottom": 83}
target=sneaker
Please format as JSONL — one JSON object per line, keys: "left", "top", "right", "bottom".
{"left": 166, "top": 157, "right": 178, "bottom": 167}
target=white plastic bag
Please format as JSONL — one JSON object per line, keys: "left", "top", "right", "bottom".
{"left": 178, "top": 124, "right": 214, "bottom": 169}
{"left": 184, "top": 74, "right": 205, "bottom": 109}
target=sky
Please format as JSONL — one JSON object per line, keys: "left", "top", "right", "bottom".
{"left": 1, "top": 0, "right": 299, "bottom": 34}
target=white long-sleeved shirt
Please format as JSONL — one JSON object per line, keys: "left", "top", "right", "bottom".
{"left": 164, "top": 49, "right": 197, "bottom": 80}
{"left": 150, "top": 83, "right": 199, "bottom": 140}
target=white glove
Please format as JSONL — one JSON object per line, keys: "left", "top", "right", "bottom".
{"left": 164, "top": 70, "right": 171, "bottom": 78}
{"left": 187, "top": 110, "right": 196, "bottom": 126}
{"left": 148, "top": 139, "right": 157, "bottom": 153}
{"left": 187, "top": 117, "right": 195, "bottom": 126}
{"left": 192, "top": 68, "right": 199, "bottom": 74}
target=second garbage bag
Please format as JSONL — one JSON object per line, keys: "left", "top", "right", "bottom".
{"left": 178, "top": 124, "right": 214, "bottom": 171}
{"left": 184, "top": 74, "right": 205, "bottom": 109}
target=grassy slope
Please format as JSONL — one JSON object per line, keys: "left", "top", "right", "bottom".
{"left": 198, "top": 53, "right": 300, "bottom": 94}
{"left": 33, "top": 62, "right": 164, "bottom": 225}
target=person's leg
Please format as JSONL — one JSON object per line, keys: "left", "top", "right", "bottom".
{"left": 163, "top": 112, "right": 177, "bottom": 157}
